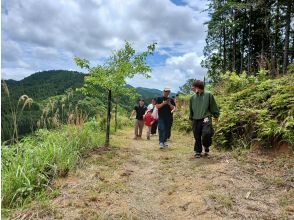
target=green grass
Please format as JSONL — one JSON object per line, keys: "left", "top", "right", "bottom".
{"left": 1, "top": 120, "right": 105, "bottom": 212}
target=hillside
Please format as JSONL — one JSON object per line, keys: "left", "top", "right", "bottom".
{"left": 1, "top": 70, "right": 173, "bottom": 142}
{"left": 3, "top": 70, "right": 170, "bottom": 102}
{"left": 4, "top": 70, "right": 85, "bottom": 100}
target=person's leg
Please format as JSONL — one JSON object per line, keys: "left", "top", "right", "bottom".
{"left": 163, "top": 118, "right": 169, "bottom": 143}
{"left": 138, "top": 120, "right": 144, "bottom": 137}
{"left": 151, "top": 120, "right": 158, "bottom": 134}
{"left": 147, "top": 126, "right": 151, "bottom": 140}
{"left": 134, "top": 119, "right": 139, "bottom": 139}
{"left": 202, "top": 122, "right": 213, "bottom": 154}
{"left": 167, "top": 116, "right": 173, "bottom": 139}
{"left": 158, "top": 118, "right": 166, "bottom": 145}
{"left": 192, "top": 119, "right": 203, "bottom": 155}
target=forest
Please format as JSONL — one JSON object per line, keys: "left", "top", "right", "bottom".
{"left": 202, "top": 0, "right": 293, "bottom": 82}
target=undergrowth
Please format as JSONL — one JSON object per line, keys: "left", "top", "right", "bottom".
{"left": 174, "top": 69, "right": 294, "bottom": 150}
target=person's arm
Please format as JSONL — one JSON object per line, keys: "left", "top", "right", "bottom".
{"left": 189, "top": 96, "right": 193, "bottom": 120}
{"left": 130, "top": 109, "right": 136, "bottom": 119}
{"left": 156, "top": 101, "right": 167, "bottom": 109}
{"left": 171, "top": 105, "right": 176, "bottom": 113}
{"left": 168, "top": 99, "right": 175, "bottom": 111}
{"left": 143, "top": 107, "right": 148, "bottom": 117}
{"left": 209, "top": 94, "right": 220, "bottom": 119}
{"left": 156, "top": 97, "right": 167, "bottom": 109}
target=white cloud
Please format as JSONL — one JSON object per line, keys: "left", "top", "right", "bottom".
{"left": 2, "top": 0, "right": 209, "bottom": 89}
{"left": 127, "top": 52, "right": 206, "bottom": 92}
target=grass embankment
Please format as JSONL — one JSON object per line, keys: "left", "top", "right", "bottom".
{"left": 1, "top": 115, "right": 132, "bottom": 216}
{"left": 174, "top": 71, "right": 294, "bottom": 151}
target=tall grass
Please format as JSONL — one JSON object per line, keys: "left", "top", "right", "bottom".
{"left": 2, "top": 80, "right": 33, "bottom": 143}
{"left": 1, "top": 120, "right": 104, "bottom": 209}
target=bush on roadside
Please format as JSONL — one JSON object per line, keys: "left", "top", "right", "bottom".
{"left": 173, "top": 70, "right": 294, "bottom": 150}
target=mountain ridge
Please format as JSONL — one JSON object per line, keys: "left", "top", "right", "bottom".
{"left": 3, "top": 70, "right": 176, "bottom": 101}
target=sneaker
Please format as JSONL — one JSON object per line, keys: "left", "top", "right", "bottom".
{"left": 164, "top": 143, "right": 168, "bottom": 147}
{"left": 159, "top": 143, "right": 164, "bottom": 149}
{"left": 195, "top": 153, "right": 201, "bottom": 158}
{"left": 204, "top": 152, "right": 209, "bottom": 157}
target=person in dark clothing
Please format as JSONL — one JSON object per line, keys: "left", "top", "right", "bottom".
{"left": 156, "top": 87, "right": 176, "bottom": 149}
{"left": 167, "top": 96, "right": 176, "bottom": 140}
{"left": 189, "top": 80, "right": 220, "bottom": 158}
{"left": 130, "top": 99, "right": 147, "bottom": 139}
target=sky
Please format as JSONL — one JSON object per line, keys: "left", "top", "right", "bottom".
{"left": 1, "top": 0, "right": 210, "bottom": 92}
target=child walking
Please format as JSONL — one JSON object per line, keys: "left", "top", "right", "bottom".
{"left": 144, "top": 109, "right": 155, "bottom": 140}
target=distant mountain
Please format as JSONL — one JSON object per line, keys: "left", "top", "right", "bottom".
{"left": 135, "top": 87, "right": 176, "bottom": 103}
{"left": 1, "top": 70, "right": 178, "bottom": 141}
{"left": 4, "top": 70, "right": 85, "bottom": 100}
{"left": 3, "top": 70, "right": 175, "bottom": 102}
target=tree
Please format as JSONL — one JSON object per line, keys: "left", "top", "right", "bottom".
{"left": 179, "top": 78, "right": 196, "bottom": 94}
{"left": 203, "top": 0, "right": 293, "bottom": 82}
{"left": 282, "top": 0, "right": 292, "bottom": 74}
{"left": 75, "top": 42, "right": 156, "bottom": 147}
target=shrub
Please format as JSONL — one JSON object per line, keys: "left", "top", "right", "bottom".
{"left": 214, "top": 72, "right": 294, "bottom": 149}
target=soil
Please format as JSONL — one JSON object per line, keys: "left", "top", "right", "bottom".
{"left": 10, "top": 129, "right": 294, "bottom": 220}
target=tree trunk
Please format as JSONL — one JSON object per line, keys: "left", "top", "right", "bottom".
{"left": 233, "top": 9, "right": 236, "bottom": 72}
{"left": 247, "top": 6, "right": 252, "bottom": 75}
{"left": 105, "top": 89, "right": 112, "bottom": 147}
{"left": 223, "top": 24, "right": 227, "bottom": 72}
{"left": 283, "top": 1, "right": 292, "bottom": 74}
{"left": 115, "top": 100, "right": 118, "bottom": 132}
{"left": 274, "top": 1, "right": 280, "bottom": 75}
{"left": 291, "top": 35, "right": 294, "bottom": 63}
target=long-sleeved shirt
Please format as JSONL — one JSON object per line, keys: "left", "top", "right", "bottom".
{"left": 189, "top": 92, "right": 220, "bottom": 120}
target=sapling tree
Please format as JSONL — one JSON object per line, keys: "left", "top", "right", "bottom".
{"left": 75, "top": 41, "right": 156, "bottom": 146}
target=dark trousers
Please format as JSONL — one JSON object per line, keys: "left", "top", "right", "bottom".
{"left": 192, "top": 119, "right": 212, "bottom": 153}
{"left": 167, "top": 116, "right": 173, "bottom": 139}
{"left": 151, "top": 120, "right": 158, "bottom": 134}
{"left": 158, "top": 118, "right": 169, "bottom": 143}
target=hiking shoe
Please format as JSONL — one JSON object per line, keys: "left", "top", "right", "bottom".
{"left": 195, "top": 153, "right": 201, "bottom": 158}
{"left": 160, "top": 143, "right": 164, "bottom": 149}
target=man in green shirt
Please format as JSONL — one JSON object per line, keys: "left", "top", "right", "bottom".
{"left": 189, "top": 80, "right": 220, "bottom": 158}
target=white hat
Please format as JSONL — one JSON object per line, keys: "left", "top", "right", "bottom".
{"left": 163, "top": 86, "right": 171, "bottom": 91}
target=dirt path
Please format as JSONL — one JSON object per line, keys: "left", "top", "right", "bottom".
{"left": 11, "top": 129, "right": 293, "bottom": 219}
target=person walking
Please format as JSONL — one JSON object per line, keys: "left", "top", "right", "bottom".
{"left": 143, "top": 109, "right": 155, "bottom": 140}
{"left": 130, "top": 98, "right": 147, "bottom": 140}
{"left": 189, "top": 80, "right": 220, "bottom": 158}
{"left": 147, "top": 98, "right": 158, "bottom": 135}
{"left": 156, "top": 87, "right": 176, "bottom": 149}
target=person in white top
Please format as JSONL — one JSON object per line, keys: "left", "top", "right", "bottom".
{"left": 147, "top": 98, "right": 158, "bottom": 135}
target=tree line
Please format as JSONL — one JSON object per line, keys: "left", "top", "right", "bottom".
{"left": 202, "top": 0, "right": 293, "bottom": 82}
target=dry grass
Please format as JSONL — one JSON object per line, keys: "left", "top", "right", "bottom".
{"left": 9, "top": 128, "right": 294, "bottom": 220}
